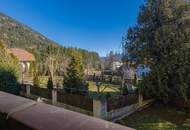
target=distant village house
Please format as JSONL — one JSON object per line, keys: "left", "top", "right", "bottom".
{"left": 111, "top": 61, "right": 123, "bottom": 71}
{"left": 10, "top": 48, "right": 35, "bottom": 83}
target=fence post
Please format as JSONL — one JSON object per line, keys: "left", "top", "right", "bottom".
{"left": 52, "top": 89, "right": 57, "bottom": 105}
{"left": 93, "top": 99, "right": 107, "bottom": 120}
{"left": 138, "top": 92, "right": 143, "bottom": 106}
{"left": 26, "top": 84, "right": 31, "bottom": 97}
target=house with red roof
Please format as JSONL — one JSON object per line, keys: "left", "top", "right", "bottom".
{"left": 9, "top": 48, "right": 35, "bottom": 83}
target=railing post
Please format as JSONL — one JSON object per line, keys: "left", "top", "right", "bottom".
{"left": 52, "top": 89, "right": 57, "bottom": 105}
{"left": 93, "top": 99, "right": 107, "bottom": 120}
{"left": 26, "top": 84, "right": 31, "bottom": 97}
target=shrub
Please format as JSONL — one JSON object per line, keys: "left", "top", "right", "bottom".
{"left": 47, "top": 76, "right": 53, "bottom": 90}
{"left": 0, "top": 41, "right": 20, "bottom": 94}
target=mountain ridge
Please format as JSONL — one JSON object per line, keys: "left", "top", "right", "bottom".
{"left": 0, "top": 12, "right": 101, "bottom": 70}
{"left": 0, "top": 12, "right": 61, "bottom": 49}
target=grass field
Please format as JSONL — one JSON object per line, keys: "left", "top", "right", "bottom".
{"left": 88, "top": 81, "right": 121, "bottom": 99}
{"left": 88, "top": 81, "right": 120, "bottom": 92}
{"left": 117, "top": 103, "right": 190, "bottom": 130}
{"left": 37, "top": 77, "right": 121, "bottom": 93}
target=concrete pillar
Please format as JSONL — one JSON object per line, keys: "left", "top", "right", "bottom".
{"left": 93, "top": 100, "right": 107, "bottom": 120}
{"left": 138, "top": 92, "right": 143, "bottom": 106}
{"left": 26, "top": 84, "right": 31, "bottom": 97}
{"left": 52, "top": 89, "right": 57, "bottom": 105}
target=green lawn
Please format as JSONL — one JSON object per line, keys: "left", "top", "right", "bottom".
{"left": 117, "top": 104, "right": 190, "bottom": 130}
{"left": 88, "top": 81, "right": 121, "bottom": 99}
{"left": 88, "top": 81, "right": 120, "bottom": 92}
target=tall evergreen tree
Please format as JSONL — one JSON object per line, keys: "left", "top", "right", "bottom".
{"left": 63, "top": 52, "right": 88, "bottom": 95}
{"left": 47, "top": 76, "right": 53, "bottom": 90}
{"left": 124, "top": 0, "right": 190, "bottom": 102}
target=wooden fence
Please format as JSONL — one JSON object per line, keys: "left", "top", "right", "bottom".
{"left": 57, "top": 90, "right": 93, "bottom": 111}
{"left": 20, "top": 85, "right": 93, "bottom": 112}
{"left": 107, "top": 94, "right": 138, "bottom": 112}
{"left": 30, "top": 86, "right": 52, "bottom": 99}
{"left": 20, "top": 84, "right": 152, "bottom": 121}
{"left": 173, "top": 98, "right": 190, "bottom": 109}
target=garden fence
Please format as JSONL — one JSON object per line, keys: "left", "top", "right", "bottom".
{"left": 107, "top": 94, "right": 138, "bottom": 111}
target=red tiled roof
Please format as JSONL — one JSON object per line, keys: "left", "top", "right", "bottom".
{"left": 10, "top": 48, "right": 35, "bottom": 62}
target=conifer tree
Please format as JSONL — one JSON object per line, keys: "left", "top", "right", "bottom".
{"left": 47, "top": 76, "right": 53, "bottom": 90}
{"left": 63, "top": 52, "right": 88, "bottom": 95}
{"left": 124, "top": 0, "right": 190, "bottom": 102}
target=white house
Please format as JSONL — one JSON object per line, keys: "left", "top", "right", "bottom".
{"left": 111, "top": 61, "right": 123, "bottom": 71}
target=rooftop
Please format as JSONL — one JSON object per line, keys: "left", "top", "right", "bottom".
{"left": 10, "top": 48, "right": 35, "bottom": 62}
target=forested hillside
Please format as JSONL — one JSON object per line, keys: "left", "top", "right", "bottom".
{"left": 0, "top": 12, "right": 101, "bottom": 74}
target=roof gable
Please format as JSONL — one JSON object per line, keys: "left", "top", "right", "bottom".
{"left": 9, "top": 48, "right": 35, "bottom": 62}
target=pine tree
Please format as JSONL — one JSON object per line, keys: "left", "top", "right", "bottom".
{"left": 47, "top": 76, "right": 53, "bottom": 90}
{"left": 63, "top": 52, "right": 88, "bottom": 95}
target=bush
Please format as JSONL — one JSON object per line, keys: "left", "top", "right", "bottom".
{"left": 47, "top": 76, "right": 53, "bottom": 90}
{"left": 0, "top": 41, "right": 20, "bottom": 94}
{"left": 0, "top": 68, "right": 20, "bottom": 94}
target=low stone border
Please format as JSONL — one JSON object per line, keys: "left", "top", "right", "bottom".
{"left": 107, "top": 99, "right": 154, "bottom": 122}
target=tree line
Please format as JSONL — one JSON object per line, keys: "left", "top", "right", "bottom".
{"left": 27, "top": 44, "right": 101, "bottom": 77}
{"left": 0, "top": 40, "right": 88, "bottom": 95}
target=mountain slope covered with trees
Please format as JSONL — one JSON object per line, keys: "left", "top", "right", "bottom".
{"left": 0, "top": 12, "right": 101, "bottom": 75}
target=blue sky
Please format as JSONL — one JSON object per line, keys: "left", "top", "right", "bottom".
{"left": 0, "top": 0, "right": 144, "bottom": 56}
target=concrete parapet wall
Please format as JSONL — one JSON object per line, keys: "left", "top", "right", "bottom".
{"left": 56, "top": 102, "right": 93, "bottom": 116}
{"left": 0, "top": 91, "right": 133, "bottom": 130}
{"left": 20, "top": 92, "right": 93, "bottom": 116}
